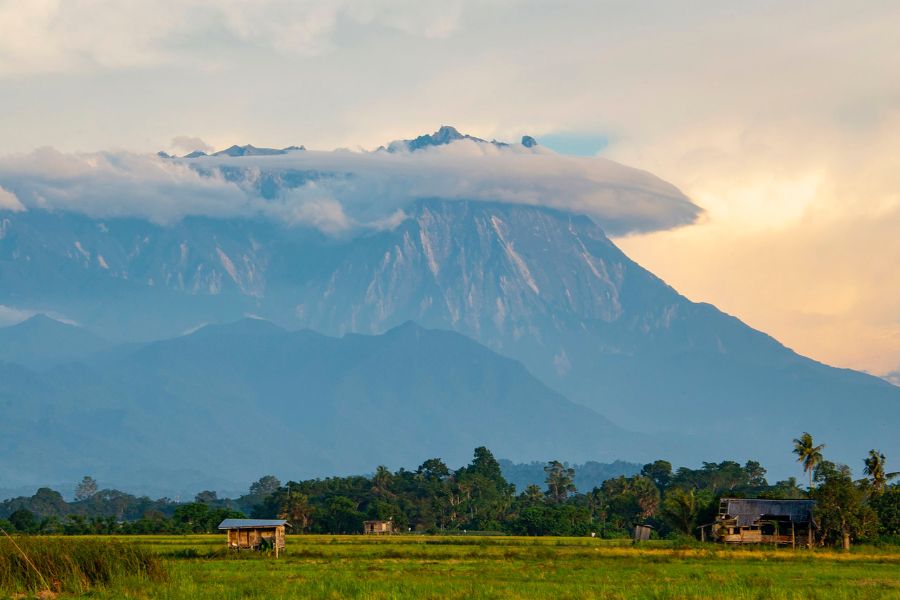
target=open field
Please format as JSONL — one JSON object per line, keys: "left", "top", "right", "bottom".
{"left": 2, "top": 535, "right": 900, "bottom": 599}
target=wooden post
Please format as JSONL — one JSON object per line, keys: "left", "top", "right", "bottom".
{"left": 791, "top": 522, "right": 795, "bottom": 549}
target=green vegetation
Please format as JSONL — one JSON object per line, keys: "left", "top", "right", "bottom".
{"left": 2, "top": 438, "right": 898, "bottom": 549}
{"left": 3, "top": 535, "right": 899, "bottom": 599}
{"left": 0, "top": 536, "right": 164, "bottom": 596}
{"left": 0, "top": 432, "right": 897, "bottom": 598}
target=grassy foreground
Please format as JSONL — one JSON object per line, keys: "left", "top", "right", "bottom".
{"left": 3, "top": 534, "right": 899, "bottom": 599}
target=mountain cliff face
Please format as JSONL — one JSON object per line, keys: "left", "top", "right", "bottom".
{"left": 1, "top": 196, "right": 897, "bottom": 474}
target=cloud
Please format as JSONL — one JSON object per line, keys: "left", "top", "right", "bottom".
{"left": 0, "top": 305, "right": 76, "bottom": 327}
{"left": 0, "top": 141, "right": 701, "bottom": 235}
{"left": 0, "top": 0, "right": 464, "bottom": 76}
{"left": 884, "top": 371, "right": 900, "bottom": 387}
{"left": 614, "top": 109, "right": 900, "bottom": 375}
{"left": 0, "top": 305, "right": 35, "bottom": 327}
{"left": 171, "top": 136, "right": 214, "bottom": 154}
{"left": 0, "top": 147, "right": 252, "bottom": 224}
{"left": 0, "top": 185, "right": 25, "bottom": 212}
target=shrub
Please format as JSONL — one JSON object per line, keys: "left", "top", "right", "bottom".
{"left": 0, "top": 536, "right": 165, "bottom": 595}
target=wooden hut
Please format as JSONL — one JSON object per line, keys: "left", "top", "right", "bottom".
{"left": 699, "top": 498, "right": 815, "bottom": 547}
{"left": 363, "top": 519, "right": 394, "bottom": 535}
{"left": 218, "top": 518, "right": 289, "bottom": 557}
{"left": 633, "top": 524, "right": 653, "bottom": 543}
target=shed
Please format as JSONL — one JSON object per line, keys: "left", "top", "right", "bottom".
{"left": 218, "top": 519, "right": 289, "bottom": 556}
{"left": 700, "top": 498, "right": 815, "bottom": 547}
{"left": 633, "top": 524, "right": 653, "bottom": 543}
{"left": 363, "top": 519, "right": 394, "bottom": 535}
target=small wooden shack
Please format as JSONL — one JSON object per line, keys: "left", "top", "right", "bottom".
{"left": 633, "top": 524, "right": 653, "bottom": 543}
{"left": 218, "top": 518, "right": 289, "bottom": 557}
{"left": 363, "top": 519, "right": 394, "bottom": 535}
{"left": 700, "top": 498, "right": 815, "bottom": 547}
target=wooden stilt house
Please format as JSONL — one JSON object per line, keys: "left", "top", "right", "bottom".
{"left": 218, "top": 518, "right": 290, "bottom": 557}
{"left": 363, "top": 519, "right": 394, "bottom": 535}
{"left": 699, "top": 498, "right": 815, "bottom": 547}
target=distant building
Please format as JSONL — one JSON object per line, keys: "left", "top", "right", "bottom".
{"left": 700, "top": 498, "right": 815, "bottom": 547}
{"left": 218, "top": 518, "right": 289, "bottom": 557}
{"left": 363, "top": 519, "right": 394, "bottom": 535}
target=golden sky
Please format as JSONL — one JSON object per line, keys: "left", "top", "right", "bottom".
{"left": 612, "top": 114, "right": 900, "bottom": 377}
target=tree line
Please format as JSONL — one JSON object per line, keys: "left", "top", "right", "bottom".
{"left": 1, "top": 437, "right": 897, "bottom": 546}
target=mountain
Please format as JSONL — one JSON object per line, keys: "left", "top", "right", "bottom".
{"left": 1, "top": 130, "right": 897, "bottom": 477}
{"left": 209, "top": 144, "right": 305, "bottom": 157}
{"left": 385, "top": 125, "right": 529, "bottom": 152}
{"left": 0, "top": 314, "right": 112, "bottom": 369}
{"left": 0, "top": 320, "right": 654, "bottom": 493}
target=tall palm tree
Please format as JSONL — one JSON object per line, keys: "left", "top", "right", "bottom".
{"left": 863, "top": 450, "right": 899, "bottom": 494}
{"left": 793, "top": 432, "right": 825, "bottom": 492}
{"left": 372, "top": 465, "right": 395, "bottom": 498}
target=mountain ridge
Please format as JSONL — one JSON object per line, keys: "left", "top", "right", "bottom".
{"left": 0, "top": 319, "right": 664, "bottom": 493}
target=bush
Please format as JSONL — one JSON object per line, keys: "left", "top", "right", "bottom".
{"left": 0, "top": 537, "right": 165, "bottom": 595}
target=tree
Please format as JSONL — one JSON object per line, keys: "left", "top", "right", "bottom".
{"left": 318, "top": 496, "right": 364, "bottom": 534}
{"left": 278, "top": 487, "right": 313, "bottom": 531}
{"left": 417, "top": 458, "right": 450, "bottom": 482}
{"left": 9, "top": 509, "right": 37, "bottom": 532}
{"left": 601, "top": 475, "right": 660, "bottom": 529}
{"left": 760, "top": 477, "right": 806, "bottom": 500}
{"left": 813, "top": 461, "right": 877, "bottom": 549}
{"left": 743, "top": 461, "right": 768, "bottom": 487}
{"left": 372, "top": 466, "right": 393, "bottom": 496}
{"left": 863, "top": 450, "right": 899, "bottom": 495}
{"left": 74, "top": 476, "right": 98, "bottom": 501}
{"left": 520, "top": 484, "right": 545, "bottom": 506}
{"left": 173, "top": 503, "right": 211, "bottom": 532}
{"left": 869, "top": 487, "right": 900, "bottom": 536}
{"left": 641, "top": 460, "right": 672, "bottom": 491}
{"left": 249, "top": 475, "right": 281, "bottom": 498}
{"left": 793, "top": 432, "right": 825, "bottom": 492}
{"left": 194, "top": 490, "right": 218, "bottom": 504}
{"left": 469, "top": 447, "right": 504, "bottom": 483}
{"left": 661, "top": 488, "right": 698, "bottom": 535}
{"left": 544, "top": 461, "right": 576, "bottom": 504}
{"left": 630, "top": 476, "right": 661, "bottom": 521}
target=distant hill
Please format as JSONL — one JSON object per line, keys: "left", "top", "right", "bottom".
{"left": 0, "top": 320, "right": 663, "bottom": 494}
{"left": 0, "top": 314, "right": 112, "bottom": 369}
{"left": 498, "top": 459, "right": 642, "bottom": 493}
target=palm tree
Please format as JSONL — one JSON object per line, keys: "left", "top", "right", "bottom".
{"left": 863, "top": 450, "right": 899, "bottom": 494}
{"left": 793, "top": 432, "right": 825, "bottom": 492}
{"left": 372, "top": 465, "right": 393, "bottom": 496}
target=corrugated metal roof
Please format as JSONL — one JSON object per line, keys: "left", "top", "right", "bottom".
{"left": 218, "top": 519, "right": 289, "bottom": 529}
{"left": 723, "top": 498, "right": 814, "bottom": 527}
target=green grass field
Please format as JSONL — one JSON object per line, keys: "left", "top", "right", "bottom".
{"left": 3, "top": 535, "right": 899, "bottom": 599}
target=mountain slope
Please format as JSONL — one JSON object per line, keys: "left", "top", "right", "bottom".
{"left": 1, "top": 192, "right": 896, "bottom": 474}
{"left": 0, "top": 320, "right": 653, "bottom": 491}
{"left": 0, "top": 314, "right": 112, "bottom": 369}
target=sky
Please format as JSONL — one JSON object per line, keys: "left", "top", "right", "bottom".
{"left": 1, "top": 0, "right": 898, "bottom": 380}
